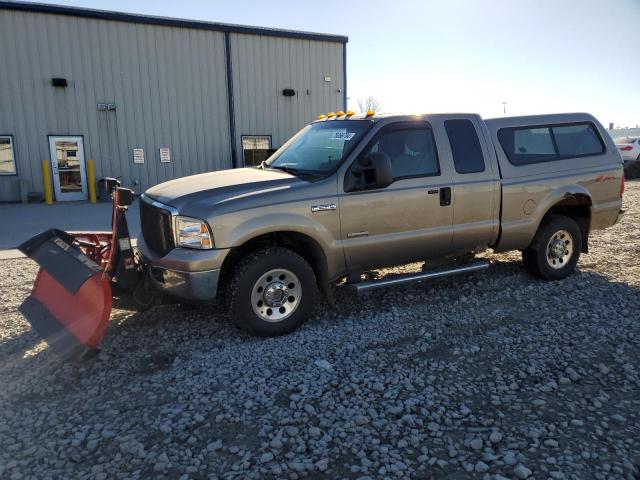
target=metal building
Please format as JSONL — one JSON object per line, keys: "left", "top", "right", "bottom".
{"left": 0, "top": 2, "right": 347, "bottom": 202}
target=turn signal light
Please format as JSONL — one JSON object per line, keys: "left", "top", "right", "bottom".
{"left": 346, "top": 110, "right": 355, "bottom": 116}
{"left": 317, "top": 114, "right": 327, "bottom": 120}
{"left": 327, "top": 112, "right": 336, "bottom": 117}
{"left": 336, "top": 110, "right": 345, "bottom": 116}
{"left": 366, "top": 110, "right": 375, "bottom": 117}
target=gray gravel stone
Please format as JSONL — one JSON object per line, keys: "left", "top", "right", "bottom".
{"left": 470, "top": 437, "right": 483, "bottom": 450}
{"left": 260, "top": 452, "right": 274, "bottom": 463}
{"left": 514, "top": 464, "right": 533, "bottom": 479}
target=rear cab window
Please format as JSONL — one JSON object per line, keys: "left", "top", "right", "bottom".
{"left": 497, "top": 122, "right": 605, "bottom": 165}
{"left": 444, "top": 119, "right": 486, "bottom": 173}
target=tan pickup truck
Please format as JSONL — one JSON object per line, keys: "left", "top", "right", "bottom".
{"left": 138, "top": 112, "right": 624, "bottom": 336}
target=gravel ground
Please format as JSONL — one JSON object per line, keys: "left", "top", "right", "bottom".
{"left": 1, "top": 182, "right": 639, "bottom": 480}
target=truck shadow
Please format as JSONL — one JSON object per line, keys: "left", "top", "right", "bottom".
{"left": 330, "top": 255, "right": 639, "bottom": 322}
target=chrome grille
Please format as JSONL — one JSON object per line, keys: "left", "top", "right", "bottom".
{"left": 140, "top": 197, "right": 174, "bottom": 256}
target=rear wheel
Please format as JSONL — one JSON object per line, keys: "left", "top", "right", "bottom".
{"left": 522, "top": 215, "right": 582, "bottom": 280}
{"left": 228, "top": 247, "right": 318, "bottom": 336}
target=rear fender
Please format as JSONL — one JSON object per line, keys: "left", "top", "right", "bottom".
{"left": 495, "top": 184, "right": 592, "bottom": 253}
{"left": 529, "top": 185, "right": 592, "bottom": 249}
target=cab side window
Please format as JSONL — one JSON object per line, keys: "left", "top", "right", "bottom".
{"left": 367, "top": 128, "right": 440, "bottom": 179}
{"left": 445, "top": 119, "right": 486, "bottom": 174}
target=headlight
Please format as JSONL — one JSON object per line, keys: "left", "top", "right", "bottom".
{"left": 175, "top": 216, "right": 213, "bottom": 249}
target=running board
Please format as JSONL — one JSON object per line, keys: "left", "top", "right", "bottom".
{"left": 349, "top": 261, "right": 490, "bottom": 294}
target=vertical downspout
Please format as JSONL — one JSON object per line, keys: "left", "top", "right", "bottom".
{"left": 224, "top": 31, "right": 238, "bottom": 168}
{"left": 342, "top": 42, "right": 348, "bottom": 111}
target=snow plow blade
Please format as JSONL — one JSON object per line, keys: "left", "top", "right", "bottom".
{"left": 18, "top": 229, "right": 113, "bottom": 361}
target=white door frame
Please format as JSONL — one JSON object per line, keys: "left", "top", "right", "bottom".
{"left": 48, "top": 136, "right": 88, "bottom": 201}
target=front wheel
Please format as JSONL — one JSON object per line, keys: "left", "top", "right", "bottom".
{"left": 228, "top": 247, "right": 318, "bottom": 336}
{"left": 522, "top": 215, "right": 582, "bottom": 280}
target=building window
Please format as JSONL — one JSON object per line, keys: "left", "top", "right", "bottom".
{"left": 0, "top": 136, "right": 16, "bottom": 175}
{"left": 242, "top": 135, "right": 273, "bottom": 166}
{"left": 444, "top": 119, "right": 486, "bottom": 174}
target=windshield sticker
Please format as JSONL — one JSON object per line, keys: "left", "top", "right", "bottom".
{"left": 329, "top": 131, "right": 356, "bottom": 141}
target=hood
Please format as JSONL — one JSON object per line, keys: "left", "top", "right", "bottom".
{"left": 144, "top": 167, "right": 304, "bottom": 211}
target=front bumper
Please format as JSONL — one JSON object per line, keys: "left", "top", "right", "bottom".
{"left": 137, "top": 236, "right": 230, "bottom": 302}
{"left": 148, "top": 266, "right": 221, "bottom": 301}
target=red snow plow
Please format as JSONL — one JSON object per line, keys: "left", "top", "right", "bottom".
{"left": 18, "top": 179, "right": 157, "bottom": 361}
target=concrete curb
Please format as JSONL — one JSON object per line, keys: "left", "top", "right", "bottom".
{"left": 0, "top": 250, "right": 25, "bottom": 260}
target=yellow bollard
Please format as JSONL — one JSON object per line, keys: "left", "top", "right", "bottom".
{"left": 42, "top": 160, "right": 53, "bottom": 205}
{"left": 87, "top": 159, "right": 97, "bottom": 203}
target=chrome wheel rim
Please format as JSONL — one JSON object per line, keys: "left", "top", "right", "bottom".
{"left": 251, "top": 268, "right": 301, "bottom": 322}
{"left": 546, "top": 229, "right": 574, "bottom": 269}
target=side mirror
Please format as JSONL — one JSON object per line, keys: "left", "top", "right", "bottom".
{"left": 368, "top": 152, "right": 393, "bottom": 189}
{"left": 116, "top": 187, "right": 135, "bottom": 207}
{"left": 345, "top": 152, "right": 394, "bottom": 192}
{"left": 102, "top": 177, "right": 122, "bottom": 193}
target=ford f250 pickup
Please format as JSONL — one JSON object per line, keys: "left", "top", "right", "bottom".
{"left": 138, "top": 112, "right": 624, "bottom": 336}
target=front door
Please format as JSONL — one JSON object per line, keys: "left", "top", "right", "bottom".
{"left": 48, "top": 136, "right": 87, "bottom": 201}
{"left": 339, "top": 123, "right": 454, "bottom": 273}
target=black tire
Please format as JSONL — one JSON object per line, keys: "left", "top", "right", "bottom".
{"left": 228, "top": 247, "right": 318, "bottom": 336}
{"left": 522, "top": 215, "right": 582, "bottom": 280}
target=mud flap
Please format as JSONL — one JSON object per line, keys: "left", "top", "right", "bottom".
{"left": 18, "top": 230, "right": 113, "bottom": 360}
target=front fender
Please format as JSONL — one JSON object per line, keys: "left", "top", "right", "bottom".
{"left": 226, "top": 213, "right": 333, "bottom": 248}
{"left": 216, "top": 210, "right": 345, "bottom": 279}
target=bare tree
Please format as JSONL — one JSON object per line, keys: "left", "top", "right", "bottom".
{"left": 357, "top": 96, "right": 381, "bottom": 113}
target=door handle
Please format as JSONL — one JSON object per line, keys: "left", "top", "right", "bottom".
{"left": 439, "top": 187, "right": 451, "bottom": 206}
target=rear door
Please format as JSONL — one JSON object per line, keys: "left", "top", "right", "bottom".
{"left": 442, "top": 116, "right": 501, "bottom": 251}
{"left": 338, "top": 121, "right": 454, "bottom": 273}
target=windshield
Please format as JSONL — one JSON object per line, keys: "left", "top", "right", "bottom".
{"left": 265, "top": 120, "right": 373, "bottom": 174}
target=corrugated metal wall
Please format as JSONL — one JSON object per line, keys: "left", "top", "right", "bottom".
{"left": 230, "top": 33, "right": 345, "bottom": 163}
{"left": 0, "top": 9, "right": 346, "bottom": 202}
{"left": 0, "top": 10, "right": 231, "bottom": 200}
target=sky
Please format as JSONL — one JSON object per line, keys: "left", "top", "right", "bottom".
{"left": 23, "top": 0, "right": 640, "bottom": 127}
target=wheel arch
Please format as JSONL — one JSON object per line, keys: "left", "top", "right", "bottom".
{"left": 219, "top": 230, "right": 334, "bottom": 306}
{"left": 534, "top": 188, "right": 592, "bottom": 253}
